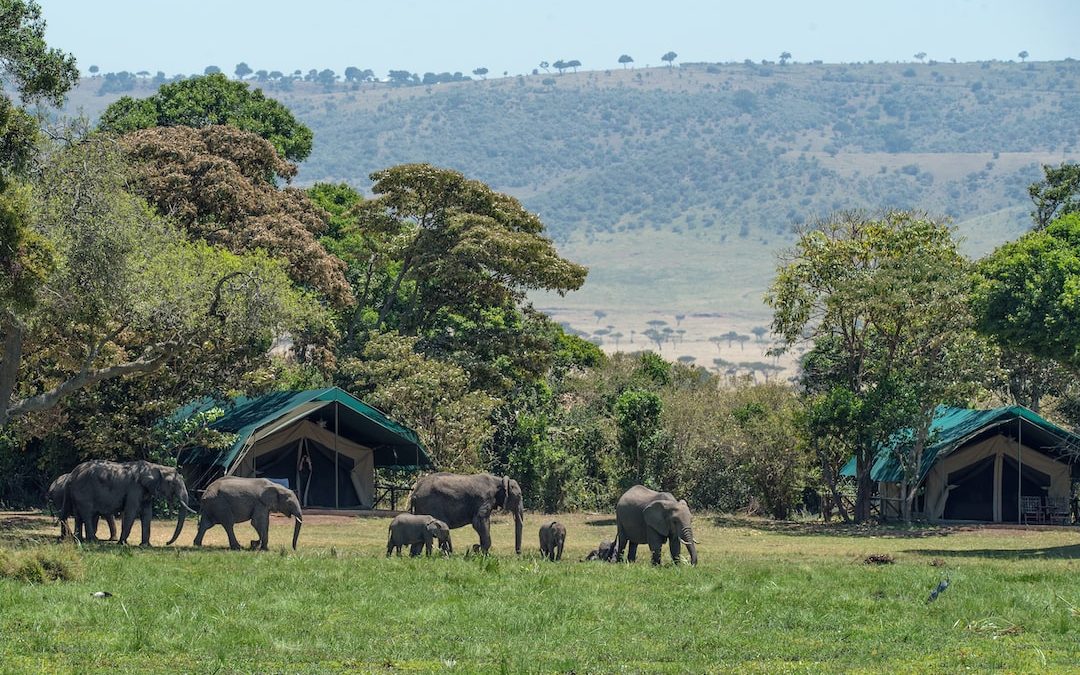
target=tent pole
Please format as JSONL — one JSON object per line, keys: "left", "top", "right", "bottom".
{"left": 335, "top": 402, "right": 339, "bottom": 509}
{"left": 1017, "top": 415, "right": 1022, "bottom": 525}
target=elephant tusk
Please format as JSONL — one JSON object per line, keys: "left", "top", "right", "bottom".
{"left": 184, "top": 504, "right": 198, "bottom": 515}
{"left": 294, "top": 516, "right": 303, "bottom": 524}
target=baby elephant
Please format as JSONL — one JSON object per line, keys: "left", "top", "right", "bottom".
{"left": 538, "top": 521, "right": 566, "bottom": 561}
{"left": 583, "top": 539, "right": 616, "bottom": 562}
{"left": 193, "top": 477, "right": 303, "bottom": 551}
{"left": 387, "top": 513, "right": 452, "bottom": 557}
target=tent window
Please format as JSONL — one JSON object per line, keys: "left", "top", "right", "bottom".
{"left": 943, "top": 455, "right": 996, "bottom": 521}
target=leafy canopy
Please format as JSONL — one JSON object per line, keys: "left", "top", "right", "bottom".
{"left": 98, "top": 73, "right": 314, "bottom": 162}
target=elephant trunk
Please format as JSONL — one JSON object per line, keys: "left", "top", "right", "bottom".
{"left": 514, "top": 506, "right": 523, "bottom": 555}
{"left": 291, "top": 516, "right": 302, "bottom": 550}
{"left": 681, "top": 527, "right": 698, "bottom": 566}
{"left": 166, "top": 499, "right": 189, "bottom": 545}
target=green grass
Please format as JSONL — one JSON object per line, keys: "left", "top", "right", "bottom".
{"left": 2, "top": 512, "right": 1079, "bottom": 672}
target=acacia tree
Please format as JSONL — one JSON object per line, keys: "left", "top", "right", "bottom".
{"left": 662, "top": 51, "right": 678, "bottom": 68}
{"left": 618, "top": 54, "right": 633, "bottom": 69}
{"left": 768, "top": 211, "right": 982, "bottom": 522}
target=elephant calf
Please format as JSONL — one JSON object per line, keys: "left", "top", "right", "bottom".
{"left": 538, "top": 521, "right": 566, "bottom": 561}
{"left": 387, "top": 514, "right": 452, "bottom": 557}
{"left": 583, "top": 539, "right": 616, "bottom": 562}
{"left": 193, "top": 477, "right": 303, "bottom": 551}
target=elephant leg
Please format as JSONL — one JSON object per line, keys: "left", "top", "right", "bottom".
{"left": 77, "top": 505, "right": 98, "bottom": 543}
{"left": 119, "top": 502, "right": 138, "bottom": 545}
{"left": 106, "top": 515, "right": 117, "bottom": 541}
{"left": 252, "top": 508, "right": 270, "bottom": 550}
{"left": 646, "top": 530, "right": 664, "bottom": 565}
{"left": 614, "top": 526, "right": 629, "bottom": 562}
{"left": 222, "top": 521, "right": 242, "bottom": 550}
{"left": 193, "top": 515, "right": 212, "bottom": 547}
{"left": 627, "top": 542, "right": 639, "bottom": 562}
{"left": 386, "top": 537, "right": 395, "bottom": 557}
{"left": 139, "top": 502, "right": 153, "bottom": 546}
{"left": 409, "top": 542, "right": 423, "bottom": 557}
{"left": 471, "top": 514, "right": 492, "bottom": 552}
{"left": 556, "top": 540, "right": 564, "bottom": 561}
{"left": 668, "top": 535, "right": 682, "bottom": 564}
{"left": 90, "top": 514, "right": 101, "bottom": 540}
{"left": 424, "top": 532, "right": 433, "bottom": 556}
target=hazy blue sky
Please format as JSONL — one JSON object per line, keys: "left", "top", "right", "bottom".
{"left": 41, "top": 0, "right": 1077, "bottom": 77}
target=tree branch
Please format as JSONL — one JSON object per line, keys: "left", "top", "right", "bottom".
{"left": 0, "top": 312, "right": 26, "bottom": 427}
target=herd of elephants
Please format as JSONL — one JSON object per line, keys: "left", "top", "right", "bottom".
{"left": 47, "top": 460, "right": 700, "bottom": 565}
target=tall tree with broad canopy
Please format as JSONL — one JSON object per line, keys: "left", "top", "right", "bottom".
{"left": 1, "top": 133, "right": 313, "bottom": 428}
{"left": 1028, "top": 163, "right": 1080, "bottom": 230}
{"left": 768, "top": 211, "right": 986, "bottom": 522}
{"left": 97, "top": 73, "right": 314, "bottom": 162}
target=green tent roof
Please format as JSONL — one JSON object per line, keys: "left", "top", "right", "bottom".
{"left": 176, "top": 387, "right": 432, "bottom": 470}
{"left": 840, "top": 405, "right": 1080, "bottom": 483}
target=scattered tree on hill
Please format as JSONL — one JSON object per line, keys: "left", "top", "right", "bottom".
{"left": 779, "top": 51, "right": 792, "bottom": 65}
{"left": 709, "top": 336, "right": 724, "bottom": 352}
{"left": 539, "top": 61, "right": 550, "bottom": 73}
{"left": 472, "top": 67, "right": 488, "bottom": 80}
{"left": 317, "top": 68, "right": 337, "bottom": 88}
{"left": 674, "top": 313, "right": 686, "bottom": 326}
{"left": 610, "top": 331, "right": 623, "bottom": 348}
{"left": 204, "top": 65, "right": 221, "bottom": 75}
{"left": 234, "top": 62, "right": 252, "bottom": 79}
{"left": 677, "top": 355, "right": 696, "bottom": 365}
{"left": 594, "top": 310, "right": 607, "bottom": 323}
{"left": 387, "top": 69, "right": 416, "bottom": 85}
{"left": 914, "top": 52, "right": 927, "bottom": 63}
{"left": 98, "top": 73, "right": 314, "bottom": 162}
{"left": 751, "top": 326, "right": 768, "bottom": 342}
{"left": 618, "top": 54, "right": 633, "bottom": 69}
{"left": 88, "top": 64, "right": 99, "bottom": 75}
{"left": 735, "top": 334, "right": 750, "bottom": 350}
{"left": 662, "top": 51, "right": 678, "bottom": 68}
{"left": 567, "top": 59, "right": 581, "bottom": 73}
{"left": 1018, "top": 50, "right": 1029, "bottom": 62}
{"left": 553, "top": 60, "right": 567, "bottom": 74}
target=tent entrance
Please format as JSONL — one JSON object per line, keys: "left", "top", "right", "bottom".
{"left": 943, "top": 455, "right": 996, "bottom": 521}
{"left": 251, "top": 438, "right": 362, "bottom": 509}
{"left": 1000, "top": 455, "right": 1051, "bottom": 523}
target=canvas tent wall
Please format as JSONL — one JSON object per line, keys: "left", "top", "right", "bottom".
{"left": 177, "top": 388, "right": 432, "bottom": 509}
{"left": 842, "top": 405, "right": 1080, "bottom": 523}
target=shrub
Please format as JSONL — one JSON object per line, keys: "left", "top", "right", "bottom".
{"left": 0, "top": 546, "right": 84, "bottom": 583}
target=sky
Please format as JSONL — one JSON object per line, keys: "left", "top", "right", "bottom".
{"left": 40, "top": 0, "right": 1078, "bottom": 78}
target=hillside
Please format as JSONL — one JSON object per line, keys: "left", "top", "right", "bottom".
{"left": 60, "top": 61, "right": 1080, "bottom": 375}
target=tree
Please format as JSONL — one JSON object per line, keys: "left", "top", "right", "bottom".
{"left": 594, "top": 310, "right": 607, "bottom": 323}
{"left": 204, "top": 65, "right": 221, "bottom": 75}
{"left": 567, "top": 59, "right": 581, "bottom": 73}
{"left": 538, "top": 61, "right": 549, "bottom": 73}
{"left": 88, "top": 64, "right": 99, "bottom": 75}
{"left": 768, "top": 211, "right": 980, "bottom": 522}
{"left": 914, "top": 52, "right": 927, "bottom": 63}
{"left": 779, "top": 51, "right": 792, "bottom": 65}
{"left": 614, "top": 388, "right": 664, "bottom": 485}
{"left": 234, "top": 62, "right": 252, "bottom": 79}
{"left": 1, "top": 133, "right": 308, "bottom": 428}
{"left": 661, "top": 51, "right": 678, "bottom": 68}
{"left": 1018, "top": 50, "right": 1029, "bottom": 62}
{"left": 98, "top": 73, "right": 314, "bottom": 162}
{"left": 618, "top": 54, "right": 633, "bottom": 69}
{"left": 472, "top": 67, "right": 488, "bottom": 80}
{"left": 344, "top": 66, "right": 361, "bottom": 82}
{"left": 317, "top": 68, "right": 337, "bottom": 88}
{"left": 387, "top": 69, "right": 414, "bottom": 85}
{"left": 751, "top": 326, "right": 768, "bottom": 342}
{"left": 1028, "top": 163, "right": 1080, "bottom": 229}
{"left": 553, "top": 60, "right": 568, "bottom": 74}
{"left": 117, "top": 125, "right": 352, "bottom": 313}
{"left": 973, "top": 213, "right": 1080, "bottom": 369}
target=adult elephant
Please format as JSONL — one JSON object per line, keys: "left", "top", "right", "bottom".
{"left": 409, "top": 473, "right": 524, "bottom": 554}
{"left": 613, "top": 485, "right": 698, "bottom": 565}
{"left": 193, "top": 477, "right": 303, "bottom": 550}
{"left": 48, "top": 471, "right": 115, "bottom": 541}
{"left": 64, "top": 460, "right": 193, "bottom": 546}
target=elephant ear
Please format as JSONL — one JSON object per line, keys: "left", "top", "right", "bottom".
{"left": 259, "top": 484, "right": 280, "bottom": 509}
{"left": 644, "top": 500, "right": 671, "bottom": 537}
{"left": 137, "top": 465, "right": 163, "bottom": 491}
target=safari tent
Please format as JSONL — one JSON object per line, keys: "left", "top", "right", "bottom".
{"left": 841, "top": 406, "right": 1080, "bottom": 523}
{"left": 177, "top": 387, "right": 432, "bottom": 509}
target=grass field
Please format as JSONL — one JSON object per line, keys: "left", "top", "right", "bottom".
{"left": 2, "top": 511, "right": 1079, "bottom": 672}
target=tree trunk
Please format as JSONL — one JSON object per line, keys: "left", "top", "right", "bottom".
{"left": 854, "top": 450, "right": 873, "bottom": 523}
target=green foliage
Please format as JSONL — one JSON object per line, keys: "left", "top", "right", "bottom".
{"left": 98, "top": 73, "right": 314, "bottom": 161}
{"left": 0, "top": 0, "right": 78, "bottom": 106}
{"left": 1028, "top": 163, "right": 1080, "bottom": 229}
{"left": 973, "top": 213, "right": 1080, "bottom": 366}
{"left": 614, "top": 388, "right": 664, "bottom": 485}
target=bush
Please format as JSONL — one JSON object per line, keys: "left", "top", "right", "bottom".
{"left": 0, "top": 546, "right": 84, "bottom": 584}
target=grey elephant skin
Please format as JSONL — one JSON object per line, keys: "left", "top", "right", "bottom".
{"left": 583, "top": 539, "right": 616, "bottom": 562}
{"left": 614, "top": 485, "right": 698, "bottom": 565}
{"left": 64, "top": 460, "right": 192, "bottom": 546}
{"left": 409, "top": 473, "right": 524, "bottom": 554}
{"left": 48, "top": 472, "right": 116, "bottom": 541}
{"left": 538, "top": 521, "right": 566, "bottom": 561}
{"left": 386, "top": 513, "right": 452, "bottom": 557}
{"left": 193, "top": 477, "right": 303, "bottom": 550}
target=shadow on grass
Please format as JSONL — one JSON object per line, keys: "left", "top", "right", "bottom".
{"left": 582, "top": 517, "right": 616, "bottom": 527}
{"left": 708, "top": 515, "right": 958, "bottom": 539}
{"left": 906, "top": 544, "right": 1080, "bottom": 560}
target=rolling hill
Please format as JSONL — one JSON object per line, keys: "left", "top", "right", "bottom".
{"left": 60, "top": 60, "right": 1080, "bottom": 375}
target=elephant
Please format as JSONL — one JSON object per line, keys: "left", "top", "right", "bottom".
{"left": 613, "top": 485, "right": 698, "bottom": 565}
{"left": 409, "top": 473, "right": 524, "bottom": 554}
{"left": 193, "top": 477, "right": 303, "bottom": 551}
{"left": 64, "top": 460, "right": 193, "bottom": 546}
{"left": 47, "top": 472, "right": 116, "bottom": 541}
{"left": 538, "top": 521, "right": 566, "bottom": 561}
{"left": 386, "top": 513, "right": 452, "bottom": 557}
{"left": 583, "top": 539, "right": 616, "bottom": 562}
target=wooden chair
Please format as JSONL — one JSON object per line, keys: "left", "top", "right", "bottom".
{"left": 1045, "top": 497, "right": 1071, "bottom": 526}
{"left": 1021, "top": 496, "right": 1043, "bottom": 525}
